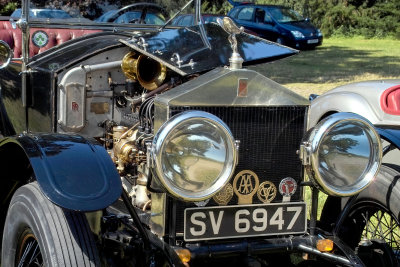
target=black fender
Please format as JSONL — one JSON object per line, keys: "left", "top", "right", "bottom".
{"left": 376, "top": 126, "right": 400, "bottom": 150}
{"left": 319, "top": 125, "right": 400, "bottom": 231}
{"left": 0, "top": 133, "right": 121, "bottom": 211}
{"left": 333, "top": 165, "right": 400, "bottom": 233}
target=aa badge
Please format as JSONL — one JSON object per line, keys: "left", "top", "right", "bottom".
{"left": 233, "top": 170, "right": 259, "bottom": 204}
{"left": 213, "top": 183, "right": 233, "bottom": 205}
{"left": 257, "top": 181, "right": 277, "bottom": 203}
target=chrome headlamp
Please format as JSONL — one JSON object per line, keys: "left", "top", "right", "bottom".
{"left": 300, "top": 113, "right": 382, "bottom": 196}
{"left": 0, "top": 40, "right": 12, "bottom": 69}
{"left": 152, "top": 111, "right": 238, "bottom": 201}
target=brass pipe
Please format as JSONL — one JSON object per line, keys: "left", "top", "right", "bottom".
{"left": 121, "top": 52, "right": 167, "bottom": 91}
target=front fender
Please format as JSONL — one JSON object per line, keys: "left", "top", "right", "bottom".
{"left": 308, "top": 92, "right": 380, "bottom": 129}
{"left": 0, "top": 133, "right": 121, "bottom": 211}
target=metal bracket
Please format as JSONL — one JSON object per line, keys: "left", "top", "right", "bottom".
{"left": 137, "top": 37, "right": 148, "bottom": 51}
{"left": 19, "top": 69, "right": 38, "bottom": 76}
{"left": 170, "top": 53, "right": 183, "bottom": 67}
{"left": 299, "top": 141, "right": 312, "bottom": 166}
{"left": 170, "top": 53, "right": 195, "bottom": 69}
{"left": 235, "top": 140, "right": 240, "bottom": 166}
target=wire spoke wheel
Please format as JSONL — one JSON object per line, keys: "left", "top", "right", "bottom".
{"left": 343, "top": 202, "right": 400, "bottom": 265}
{"left": 332, "top": 165, "right": 400, "bottom": 267}
{"left": 361, "top": 208, "right": 400, "bottom": 257}
{"left": 16, "top": 229, "right": 43, "bottom": 267}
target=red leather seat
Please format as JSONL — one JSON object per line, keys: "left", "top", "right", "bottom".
{"left": 0, "top": 21, "right": 100, "bottom": 57}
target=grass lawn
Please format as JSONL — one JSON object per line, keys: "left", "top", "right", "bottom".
{"left": 251, "top": 37, "right": 400, "bottom": 98}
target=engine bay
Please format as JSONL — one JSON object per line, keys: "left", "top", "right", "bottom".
{"left": 57, "top": 46, "right": 192, "bottom": 213}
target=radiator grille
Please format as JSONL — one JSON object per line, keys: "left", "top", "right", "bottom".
{"left": 168, "top": 106, "right": 307, "bottom": 235}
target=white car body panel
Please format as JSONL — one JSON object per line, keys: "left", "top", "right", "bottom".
{"left": 308, "top": 79, "right": 400, "bottom": 129}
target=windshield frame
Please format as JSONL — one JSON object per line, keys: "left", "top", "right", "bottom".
{"left": 19, "top": 0, "right": 179, "bottom": 31}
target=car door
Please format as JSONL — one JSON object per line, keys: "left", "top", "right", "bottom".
{"left": 233, "top": 6, "right": 256, "bottom": 32}
{"left": 251, "top": 8, "right": 278, "bottom": 41}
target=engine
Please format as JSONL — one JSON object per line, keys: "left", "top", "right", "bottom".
{"left": 57, "top": 46, "right": 185, "bottom": 213}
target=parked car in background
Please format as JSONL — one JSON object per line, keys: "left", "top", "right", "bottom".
{"left": 171, "top": 13, "right": 259, "bottom": 36}
{"left": 171, "top": 13, "right": 223, "bottom": 26}
{"left": 95, "top": 3, "right": 167, "bottom": 24}
{"left": 227, "top": 1, "right": 322, "bottom": 49}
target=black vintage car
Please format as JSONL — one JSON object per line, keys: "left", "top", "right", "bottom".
{"left": 0, "top": 0, "right": 396, "bottom": 266}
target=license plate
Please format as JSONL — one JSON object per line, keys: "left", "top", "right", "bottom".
{"left": 184, "top": 202, "right": 306, "bottom": 241}
{"left": 307, "top": 39, "right": 319, "bottom": 44}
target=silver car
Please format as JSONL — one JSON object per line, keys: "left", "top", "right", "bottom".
{"left": 309, "top": 79, "right": 400, "bottom": 127}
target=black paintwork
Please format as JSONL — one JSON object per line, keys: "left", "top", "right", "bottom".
{"left": 377, "top": 126, "right": 400, "bottom": 149}
{"left": 0, "top": 64, "right": 55, "bottom": 135}
{"left": 28, "top": 70, "right": 54, "bottom": 133}
{"left": 28, "top": 31, "right": 129, "bottom": 71}
{"left": 0, "top": 62, "right": 23, "bottom": 135}
{"left": 7, "top": 133, "right": 122, "bottom": 211}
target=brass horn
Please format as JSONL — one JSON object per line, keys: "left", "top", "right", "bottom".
{"left": 121, "top": 51, "right": 167, "bottom": 91}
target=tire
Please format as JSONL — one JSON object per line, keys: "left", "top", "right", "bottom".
{"left": 336, "top": 165, "right": 400, "bottom": 266}
{"left": 276, "top": 37, "right": 284, "bottom": 45}
{"left": 1, "top": 182, "right": 101, "bottom": 266}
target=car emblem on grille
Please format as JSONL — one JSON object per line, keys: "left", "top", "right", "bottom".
{"left": 72, "top": 101, "right": 79, "bottom": 111}
{"left": 279, "top": 177, "right": 297, "bottom": 202}
{"left": 257, "top": 181, "right": 277, "bottom": 203}
{"left": 237, "top": 78, "right": 248, "bottom": 97}
{"left": 233, "top": 170, "right": 260, "bottom": 204}
{"left": 213, "top": 183, "right": 234, "bottom": 205}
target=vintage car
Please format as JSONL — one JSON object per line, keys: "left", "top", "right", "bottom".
{"left": 0, "top": 0, "right": 394, "bottom": 266}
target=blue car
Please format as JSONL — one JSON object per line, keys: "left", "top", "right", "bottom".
{"left": 228, "top": 1, "right": 323, "bottom": 49}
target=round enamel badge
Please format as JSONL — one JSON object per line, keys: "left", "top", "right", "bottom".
{"left": 257, "top": 181, "right": 277, "bottom": 203}
{"left": 279, "top": 177, "right": 297, "bottom": 197}
{"left": 32, "top": 31, "right": 49, "bottom": 48}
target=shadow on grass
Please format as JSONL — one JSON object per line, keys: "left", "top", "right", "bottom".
{"left": 251, "top": 43, "right": 400, "bottom": 84}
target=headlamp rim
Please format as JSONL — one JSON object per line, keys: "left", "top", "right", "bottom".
{"left": 152, "top": 110, "right": 237, "bottom": 201}
{"left": 308, "top": 112, "right": 382, "bottom": 196}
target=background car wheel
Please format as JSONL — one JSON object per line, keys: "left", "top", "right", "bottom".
{"left": 336, "top": 165, "right": 400, "bottom": 266}
{"left": 2, "top": 182, "right": 100, "bottom": 267}
{"left": 276, "top": 37, "right": 284, "bottom": 45}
